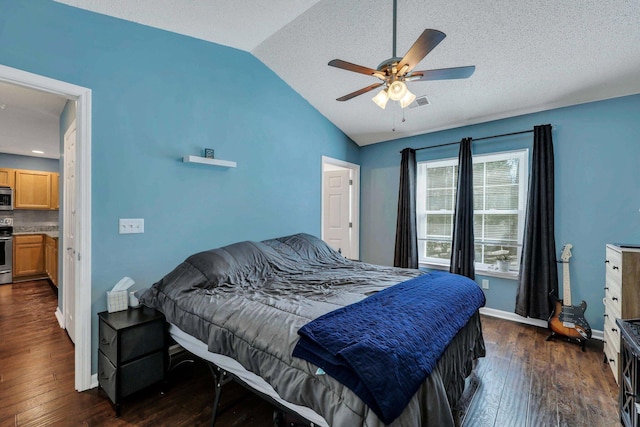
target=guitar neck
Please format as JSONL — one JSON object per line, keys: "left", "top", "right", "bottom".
{"left": 563, "top": 262, "right": 572, "bottom": 306}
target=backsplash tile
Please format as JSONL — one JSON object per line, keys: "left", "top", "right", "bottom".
{"left": 11, "top": 210, "right": 59, "bottom": 228}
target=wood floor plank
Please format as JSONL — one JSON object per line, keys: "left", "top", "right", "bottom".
{"left": 0, "top": 281, "right": 620, "bottom": 426}
{"left": 492, "top": 327, "right": 537, "bottom": 427}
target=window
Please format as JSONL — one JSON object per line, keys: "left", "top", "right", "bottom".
{"left": 416, "top": 149, "right": 529, "bottom": 273}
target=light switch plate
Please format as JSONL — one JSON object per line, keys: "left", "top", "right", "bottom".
{"left": 119, "top": 218, "right": 144, "bottom": 234}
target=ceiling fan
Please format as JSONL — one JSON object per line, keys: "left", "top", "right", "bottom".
{"left": 329, "top": 0, "right": 475, "bottom": 109}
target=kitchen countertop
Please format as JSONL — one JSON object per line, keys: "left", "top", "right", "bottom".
{"left": 13, "top": 227, "right": 59, "bottom": 239}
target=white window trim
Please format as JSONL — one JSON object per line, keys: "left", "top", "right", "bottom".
{"left": 417, "top": 149, "right": 529, "bottom": 277}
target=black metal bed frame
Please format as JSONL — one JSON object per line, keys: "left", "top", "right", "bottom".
{"left": 206, "top": 362, "right": 318, "bottom": 427}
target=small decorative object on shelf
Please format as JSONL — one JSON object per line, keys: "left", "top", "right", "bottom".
{"left": 203, "top": 148, "right": 215, "bottom": 159}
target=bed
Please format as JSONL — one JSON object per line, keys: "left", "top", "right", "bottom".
{"left": 138, "top": 233, "right": 486, "bottom": 427}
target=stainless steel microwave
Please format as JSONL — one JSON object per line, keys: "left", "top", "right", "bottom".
{"left": 0, "top": 186, "right": 13, "bottom": 210}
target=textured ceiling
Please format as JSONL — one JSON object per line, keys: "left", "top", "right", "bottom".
{"left": 31, "top": 1, "right": 640, "bottom": 147}
{"left": 0, "top": 81, "right": 66, "bottom": 159}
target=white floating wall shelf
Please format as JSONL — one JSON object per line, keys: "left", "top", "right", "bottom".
{"left": 183, "top": 155, "right": 237, "bottom": 168}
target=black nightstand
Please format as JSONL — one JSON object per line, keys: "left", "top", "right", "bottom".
{"left": 98, "top": 307, "right": 167, "bottom": 416}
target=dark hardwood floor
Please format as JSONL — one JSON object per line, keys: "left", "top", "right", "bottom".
{"left": 0, "top": 280, "right": 619, "bottom": 426}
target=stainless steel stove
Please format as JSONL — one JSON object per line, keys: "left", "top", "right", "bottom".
{"left": 0, "top": 217, "right": 13, "bottom": 285}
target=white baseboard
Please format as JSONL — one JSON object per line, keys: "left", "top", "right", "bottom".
{"left": 479, "top": 307, "right": 604, "bottom": 341}
{"left": 90, "top": 373, "right": 98, "bottom": 389}
{"left": 54, "top": 307, "right": 65, "bottom": 328}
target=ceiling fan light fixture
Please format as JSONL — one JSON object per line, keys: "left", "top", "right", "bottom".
{"left": 372, "top": 89, "right": 390, "bottom": 109}
{"left": 399, "top": 90, "right": 416, "bottom": 108}
{"left": 387, "top": 80, "right": 408, "bottom": 101}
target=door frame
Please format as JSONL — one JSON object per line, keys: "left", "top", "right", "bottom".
{"left": 0, "top": 64, "right": 93, "bottom": 392}
{"left": 321, "top": 156, "right": 360, "bottom": 260}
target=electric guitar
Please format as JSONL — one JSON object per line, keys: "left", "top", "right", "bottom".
{"left": 548, "top": 244, "right": 592, "bottom": 343}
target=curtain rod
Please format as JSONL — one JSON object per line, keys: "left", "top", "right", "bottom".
{"left": 407, "top": 128, "right": 535, "bottom": 153}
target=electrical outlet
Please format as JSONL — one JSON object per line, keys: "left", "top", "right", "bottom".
{"left": 482, "top": 279, "right": 489, "bottom": 289}
{"left": 119, "top": 218, "right": 144, "bottom": 234}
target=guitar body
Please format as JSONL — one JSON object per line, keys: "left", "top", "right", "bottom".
{"left": 547, "top": 244, "right": 592, "bottom": 350}
{"left": 548, "top": 298, "right": 592, "bottom": 340}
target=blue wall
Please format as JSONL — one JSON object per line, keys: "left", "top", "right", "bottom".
{"left": 0, "top": 153, "right": 59, "bottom": 172}
{"left": 0, "top": 0, "right": 359, "bottom": 372}
{"left": 2, "top": 0, "right": 639, "bottom": 374}
{"left": 360, "top": 94, "right": 640, "bottom": 331}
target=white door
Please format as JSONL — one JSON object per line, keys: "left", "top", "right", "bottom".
{"left": 323, "top": 169, "right": 352, "bottom": 258}
{"left": 63, "top": 120, "right": 77, "bottom": 344}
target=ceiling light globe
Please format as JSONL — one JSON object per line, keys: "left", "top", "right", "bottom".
{"left": 387, "top": 81, "right": 408, "bottom": 101}
{"left": 372, "top": 89, "right": 389, "bottom": 109}
{"left": 399, "top": 90, "right": 416, "bottom": 108}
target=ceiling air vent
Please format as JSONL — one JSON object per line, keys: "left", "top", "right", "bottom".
{"left": 409, "top": 96, "right": 430, "bottom": 109}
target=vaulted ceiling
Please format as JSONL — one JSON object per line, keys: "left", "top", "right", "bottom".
{"left": 4, "top": 0, "right": 640, "bottom": 157}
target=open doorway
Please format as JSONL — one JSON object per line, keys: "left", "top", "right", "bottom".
{"left": 321, "top": 156, "right": 360, "bottom": 260}
{"left": 0, "top": 64, "right": 92, "bottom": 391}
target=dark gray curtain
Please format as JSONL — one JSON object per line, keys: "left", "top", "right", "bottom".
{"left": 394, "top": 148, "right": 418, "bottom": 269}
{"left": 515, "top": 124, "right": 558, "bottom": 320}
{"left": 450, "top": 138, "right": 475, "bottom": 279}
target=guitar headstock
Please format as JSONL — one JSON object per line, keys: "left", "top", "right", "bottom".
{"left": 560, "top": 244, "right": 573, "bottom": 262}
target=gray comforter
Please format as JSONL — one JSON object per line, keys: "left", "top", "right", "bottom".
{"left": 138, "top": 233, "right": 485, "bottom": 427}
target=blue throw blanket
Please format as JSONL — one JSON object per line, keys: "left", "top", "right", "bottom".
{"left": 292, "top": 270, "right": 486, "bottom": 424}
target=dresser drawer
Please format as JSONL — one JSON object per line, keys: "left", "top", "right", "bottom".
{"left": 99, "top": 317, "right": 164, "bottom": 363}
{"left": 604, "top": 315, "right": 621, "bottom": 354}
{"left": 98, "top": 350, "right": 117, "bottom": 404}
{"left": 98, "top": 349, "right": 165, "bottom": 402}
{"left": 605, "top": 247, "right": 623, "bottom": 282}
{"left": 604, "top": 339, "right": 619, "bottom": 383}
{"left": 604, "top": 280, "right": 622, "bottom": 319}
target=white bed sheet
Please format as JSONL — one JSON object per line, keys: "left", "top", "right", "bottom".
{"left": 169, "top": 323, "right": 330, "bottom": 427}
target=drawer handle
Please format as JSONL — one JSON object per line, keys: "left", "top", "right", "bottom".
{"left": 604, "top": 286, "right": 609, "bottom": 291}
{"left": 612, "top": 328, "right": 618, "bottom": 332}
{"left": 604, "top": 314, "right": 609, "bottom": 318}
{"left": 613, "top": 266, "right": 619, "bottom": 270}
{"left": 613, "top": 297, "right": 619, "bottom": 301}
{"left": 609, "top": 358, "right": 616, "bottom": 364}
{"left": 605, "top": 260, "right": 610, "bottom": 264}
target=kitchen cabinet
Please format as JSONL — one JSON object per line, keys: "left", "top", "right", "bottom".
{"left": 45, "top": 234, "right": 58, "bottom": 287}
{"left": 13, "top": 234, "right": 45, "bottom": 278}
{"left": 14, "top": 170, "right": 52, "bottom": 210}
{"left": 0, "top": 168, "right": 14, "bottom": 188}
{"left": 50, "top": 172, "right": 59, "bottom": 210}
{"left": 1, "top": 169, "right": 59, "bottom": 209}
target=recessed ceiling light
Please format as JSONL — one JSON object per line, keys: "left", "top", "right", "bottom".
{"left": 0, "top": 104, "right": 6, "bottom": 110}
{"left": 32, "top": 150, "right": 44, "bottom": 154}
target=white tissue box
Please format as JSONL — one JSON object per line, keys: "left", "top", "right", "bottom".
{"left": 107, "top": 290, "right": 129, "bottom": 313}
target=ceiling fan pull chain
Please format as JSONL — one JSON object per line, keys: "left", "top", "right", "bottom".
{"left": 392, "top": 108, "right": 397, "bottom": 132}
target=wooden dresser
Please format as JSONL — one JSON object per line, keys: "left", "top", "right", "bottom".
{"left": 603, "top": 244, "right": 640, "bottom": 383}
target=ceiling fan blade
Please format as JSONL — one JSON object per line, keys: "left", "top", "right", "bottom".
{"left": 336, "top": 83, "right": 384, "bottom": 101}
{"left": 408, "top": 66, "right": 476, "bottom": 81}
{"left": 397, "top": 29, "right": 446, "bottom": 74}
{"left": 328, "top": 59, "right": 383, "bottom": 78}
